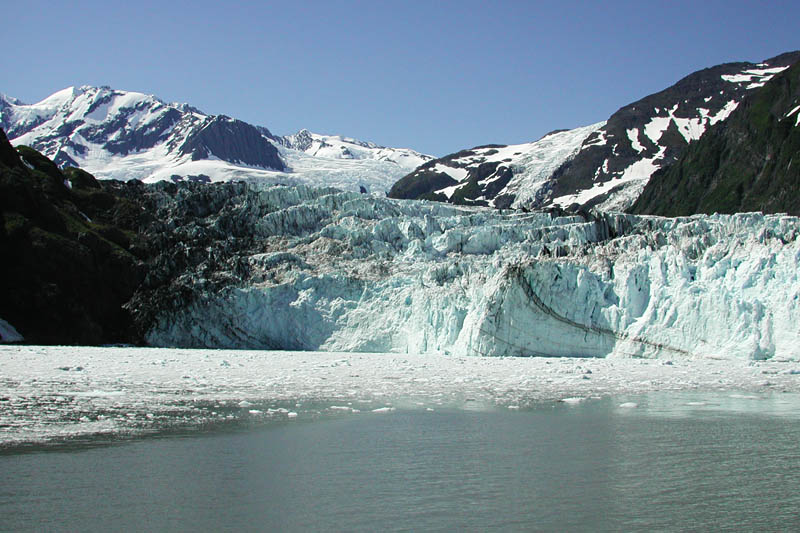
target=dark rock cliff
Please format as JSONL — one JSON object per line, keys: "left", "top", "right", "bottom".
{"left": 0, "top": 128, "right": 146, "bottom": 344}
{"left": 177, "top": 116, "right": 285, "bottom": 170}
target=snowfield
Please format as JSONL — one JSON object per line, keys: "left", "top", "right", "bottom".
{"left": 2, "top": 345, "right": 800, "bottom": 447}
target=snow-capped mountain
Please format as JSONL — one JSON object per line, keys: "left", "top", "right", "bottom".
{"left": 390, "top": 51, "right": 800, "bottom": 211}
{"left": 389, "top": 123, "right": 604, "bottom": 208}
{"left": 0, "top": 85, "right": 432, "bottom": 193}
{"left": 278, "top": 128, "right": 430, "bottom": 169}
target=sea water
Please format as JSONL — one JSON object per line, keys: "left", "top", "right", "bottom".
{"left": 2, "top": 392, "right": 800, "bottom": 531}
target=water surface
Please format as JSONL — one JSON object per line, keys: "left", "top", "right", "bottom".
{"left": 2, "top": 392, "right": 799, "bottom": 531}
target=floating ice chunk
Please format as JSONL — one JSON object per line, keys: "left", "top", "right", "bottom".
{"left": 619, "top": 402, "right": 638, "bottom": 408}
{"left": 371, "top": 407, "right": 396, "bottom": 413}
{"left": 560, "top": 397, "right": 584, "bottom": 405}
{"left": 69, "top": 390, "right": 125, "bottom": 397}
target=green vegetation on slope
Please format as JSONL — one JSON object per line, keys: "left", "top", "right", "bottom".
{"left": 631, "top": 61, "right": 800, "bottom": 216}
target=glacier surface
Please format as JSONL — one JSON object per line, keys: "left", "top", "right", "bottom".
{"left": 140, "top": 184, "right": 800, "bottom": 361}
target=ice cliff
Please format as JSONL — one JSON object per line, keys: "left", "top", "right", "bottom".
{"left": 137, "top": 183, "right": 800, "bottom": 360}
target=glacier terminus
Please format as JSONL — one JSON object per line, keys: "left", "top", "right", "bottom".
{"left": 130, "top": 183, "right": 800, "bottom": 361}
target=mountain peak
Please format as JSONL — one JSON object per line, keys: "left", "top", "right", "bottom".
{"left": 1, "top": 85, "right": 433, "bottom": 192}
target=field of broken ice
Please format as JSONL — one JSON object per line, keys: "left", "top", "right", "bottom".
{"left": 3, "top": 345, "right": 800, "bottom": 448}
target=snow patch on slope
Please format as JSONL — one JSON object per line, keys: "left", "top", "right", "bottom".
{"left": 721, "top": 65, "right": 789, "bottom": 84}
{"left": 552, "top": 148, "right": 666, "bottom": 209}
{"left": 627, "top": 128, "right": 645, "bottom": 153}
{"left": 642, "top": 101, "right": 738, "bottom": 147}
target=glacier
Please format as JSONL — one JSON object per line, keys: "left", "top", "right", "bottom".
{"left": 139, "top": 183, "right": 800, "bottom": 361}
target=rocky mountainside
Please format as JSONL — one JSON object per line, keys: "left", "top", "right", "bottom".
{"left": 630, "top": 59, "right": 800, "bottom": 216}
{"left": 0, "top": 127, "right": 145, "bottom": 344}
{"left": 1, "top": 86, "right": 284, "bottom": 172}
{"left": 390, "top": 124, "right": 604, "bottom": 209}
{"left": 389, "top": 52, "right": 800, "bottom": 211}
{"left": 0, "top": 86, "right": 432, "bottom": 193}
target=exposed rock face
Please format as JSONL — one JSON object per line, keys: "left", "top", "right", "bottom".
{"left": 389, "top": 52, "right": 800, "bottom": 212}
{"left": 176, "top": 115, "right": 284, "bottom": 169}
{"left": 631, "top": 59, "right": 800, "bottom": 216}
{"left": 0, "top": 128, "right": 146, "bottom": 344}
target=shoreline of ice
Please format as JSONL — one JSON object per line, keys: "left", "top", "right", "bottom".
{"left": 3, "top": 345, "right": 800, "bottom": 448}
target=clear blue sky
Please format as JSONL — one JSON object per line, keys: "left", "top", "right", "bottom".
{"left": 2, "top": 0, "right": 798, "bottom": 156}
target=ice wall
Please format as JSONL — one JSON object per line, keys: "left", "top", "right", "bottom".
{"left": 143, "top": 184, "right": 800, "bottom": 360}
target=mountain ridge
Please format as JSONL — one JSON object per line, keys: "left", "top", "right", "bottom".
{"left": 0, "top": 85, "right": 433, "bottom": 193}
{"left": 389, "top": 51, "right": 800, "bottom": 212}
